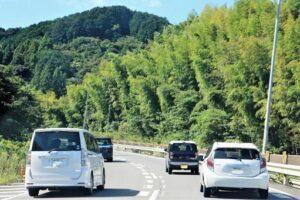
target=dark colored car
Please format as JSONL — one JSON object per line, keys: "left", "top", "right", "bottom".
{"left": 96, "top": 137, "right": 113, "bottom": 162}
{"left": 165, "top": 141, "right": 199, "bottom": 174}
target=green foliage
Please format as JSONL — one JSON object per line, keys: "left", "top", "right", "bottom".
{"left": 0, "top": 139, "right": 29, "bottom": 184}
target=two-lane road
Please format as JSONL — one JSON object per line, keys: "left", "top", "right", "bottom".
{"left": 1, "top": 151, "right": 299, "bottom": 200}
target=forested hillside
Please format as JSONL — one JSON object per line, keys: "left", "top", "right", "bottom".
{"left": 0, "top": 1, "right": 299, "bottom": 153}
{"left": 0, "top": 6, "right": 169, "bottom": 138}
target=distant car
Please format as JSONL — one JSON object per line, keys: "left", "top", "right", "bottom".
{"left": 96, "top": 137, "right": 113, "bottom": 162}
{"left": 200, "top": 142, "right": 269, "bottom": 198}
{"left": 165, "top": 141, "right": 199, "bottom": 174}
{"left": 25, "top": 128, "right": 105, "bottom": 197}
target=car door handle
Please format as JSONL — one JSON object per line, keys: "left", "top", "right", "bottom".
{"left": 87, "top": 153, "right": 93, "bottom": 156}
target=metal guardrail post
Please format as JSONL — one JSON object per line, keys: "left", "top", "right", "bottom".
{"left": 282, "top": 151, "right": 288, "bottom": 185}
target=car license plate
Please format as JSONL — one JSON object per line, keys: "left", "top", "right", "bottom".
{"left": 180, "top": 164, "right": 188, "bottom": 169}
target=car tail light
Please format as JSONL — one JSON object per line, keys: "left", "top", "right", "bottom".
{"left": 169, "top": 152, "right": 174, "bottom": 159}
{"left": 26, "top": 152, "right": 31, "bottom": 166}
{"left": 81, "top": 150, "right": 88, "bottom": 166}
{"left": 260, "top": 157, "right": 266, "bottom": 173}
{"left": 207, "top": 157, "right": 214, "bottom": 171}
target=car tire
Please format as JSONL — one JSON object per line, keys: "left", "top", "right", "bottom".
{"left": 200, "top": 184, "right": 203, "bottom": 192}
{"left": 107, "top": 157, "right": 113, "bottom": 162}
{"left": 168, "top": 167, "right": 172, "bottom": 174}
{"left": 84, "top": 174, "right": 94, "bottom": 195}
{"left": 97, "top": 171, "right": 105, "bottom": 191}
{"left": 203, "top": 185, "right": 211, "bottom": 197}
{"left": 28, "top": 188, "right": 39, "bottom": 197}
{"left": 165, "top": 167, "right": 168, "bottom": 172}
{"left": 258, "top": 189, "right": 268, "bottom": 199}
{"left": 195, "top": 168, "right": 199, "bottom": 175}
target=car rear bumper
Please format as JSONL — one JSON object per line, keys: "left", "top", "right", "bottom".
{"left": 204, "top": 169, "right": 269, "bottom": 190}
{"left": 25, "top": 167, "right": 91, "bottom": 189}
{"left": 169, "top": 161, "right": 199, "bottom": 170}
{"left": 101, "top": 152, "right": 113, "bottom": 159}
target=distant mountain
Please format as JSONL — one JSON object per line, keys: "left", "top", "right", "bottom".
{"left": 0, "top": 6, "right": 170, "bottom": 96}
{"left": 0, "top": 6, "right": 169, "bottom": 43}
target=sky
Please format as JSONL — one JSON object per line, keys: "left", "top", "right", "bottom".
{"left": 0, "top": 0, "right": 235, "bottom": 29}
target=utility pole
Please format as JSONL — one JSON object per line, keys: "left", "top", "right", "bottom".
{"left": 262, "top": 0, "right": 282, "bottom": 153}
{"left": 83, "top": 93, "right": 89, "bottom": 130}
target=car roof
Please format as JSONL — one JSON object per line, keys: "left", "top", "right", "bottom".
{"left": 34, "top": 128, "right": 87, "bottom": 133}
{"left": 212, "top": 142, "right": 259, "bottom": 150}
{"left": 169, "top": 140, "right": 196, "bottom": 144}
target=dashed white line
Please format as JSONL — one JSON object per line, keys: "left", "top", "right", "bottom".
{"left": 138, "top": 191, "right": 150, "bottom": 197}
{"left": 146, "top": 179, "right": 154, "bottom": 183}
{"left": 151, "top": 173, "right": 158, "bottom": 179}
{"left": 143, "top": 185, "right": 153, "bottom": 189}
{"left": 149, "top": 190, "right": 160, "bottom": 200}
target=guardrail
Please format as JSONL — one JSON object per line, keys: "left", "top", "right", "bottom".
{"left": 114, "top": 143, "right": 300, "bottom": 188}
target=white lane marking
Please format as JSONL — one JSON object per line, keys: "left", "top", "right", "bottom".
{"left": 2, "top": 192, "right": 26, "bottom": 200}
{"left": 0, "top": 186, "right": 24, "bottom": 189}
{"left": 145, "top": 176, "right": 152, "bottom": 179}
{"left": 270, "top": 187, "right": 300, "bottom": 199}
{"left": 151, "top": 173, "right": 158, "bottom": 179}
{"left": 146, "top": 179, "right": 154, "bottom": 183}
{"left": 143, "top": 185, "right": 153, "bottom": 189}
{"left": 138, "top": 191, "right": 150, "bottom": 197}
{"left": 0, "top": 188, "right": 25, "bottom": 191}
{"left": 149, "top": 190, "right": 160, "bottom": 200}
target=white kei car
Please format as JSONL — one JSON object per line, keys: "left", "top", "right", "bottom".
{"left": 25, "top": 128, "right": 105, "bottom": 196}
{"left": 200, "top": 142, "right": 269, "bottom": 198}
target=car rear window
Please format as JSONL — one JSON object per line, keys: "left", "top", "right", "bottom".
{"left": 32, "top": 131, "right": 81, "bottom": 151}
{"left": 170, "top": 143, "right": 197, "bottom": 152}
{"left": 214, "top": 148, "right": 260, "bottom": 160}
{"left": 96, "top": 138, "right": 112, "bottom": 146}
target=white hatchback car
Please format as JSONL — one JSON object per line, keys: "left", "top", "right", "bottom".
{"left": 25, "top": 128, "right": 105, "bottom": 197}
{"left": 200, "top": 142, "right": 269, "bottom": 198}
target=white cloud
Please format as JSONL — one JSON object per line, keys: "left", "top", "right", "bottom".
{"left": 91, "top": 0, "right": 106, "bottom": 6}
{"left": 148, "top": 0, "right": 162, "bottom": 8}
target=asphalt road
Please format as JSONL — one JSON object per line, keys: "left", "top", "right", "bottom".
{"left": 0, "top": 151, "right": 299, "bottom": 200}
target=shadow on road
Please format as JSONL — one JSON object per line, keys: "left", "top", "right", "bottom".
{"left": 36, "top": 188, "right": 139, "bottom": 198}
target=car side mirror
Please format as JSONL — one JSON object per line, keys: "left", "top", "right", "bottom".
{"left": 198, "top": 154, "right": 205, "bottom": 161}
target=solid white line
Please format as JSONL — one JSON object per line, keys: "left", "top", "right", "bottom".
{"left": 2, "top": 192, "right": 26, "bottom": 200}
{"left": 151, "top": 173, "right": 158, "bottom": 179}
{"left": 149, "top": 190, "right": 160, "bottom": 200}
{"left": 0, "top": 188, "right": 25, "bottom": 191}
{"left": 270, "top": 187, "right": 300, "bottom": 199}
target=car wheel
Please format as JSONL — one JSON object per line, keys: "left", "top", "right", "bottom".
{"left": 200, "top": 184, "right": 203, "bottom": 192}
{"left": 258, "top": 189, "right": 268, "bottom": 199}
{"left": 84, "top": 174, "right": 94, "bottom": 195}
{"left": 97, "top": 170, "right": 105, "bottom": 191}
{"left": 168, "top": 167, "right": 172, "bottom": 174}
{"left": 28, "top": 188, "right": 39, "bottom": 197}
{"left": 108, "top": 157, "right": 113, "bottom": 162}
{"left": 203, "top": 185, "right": 211, "bottom": 197}
{"left": 165, "top": 167, "right": 168, "bottom": 172}
{"left": 195, "top": 168, "right": 199, "bottom": 175}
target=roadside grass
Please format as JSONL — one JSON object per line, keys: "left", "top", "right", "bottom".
{"left": 0, "top": 152, "right": 24, "bottom": 184}
{"left": 0, "top": 139, "right": 28, "bottom": 185}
